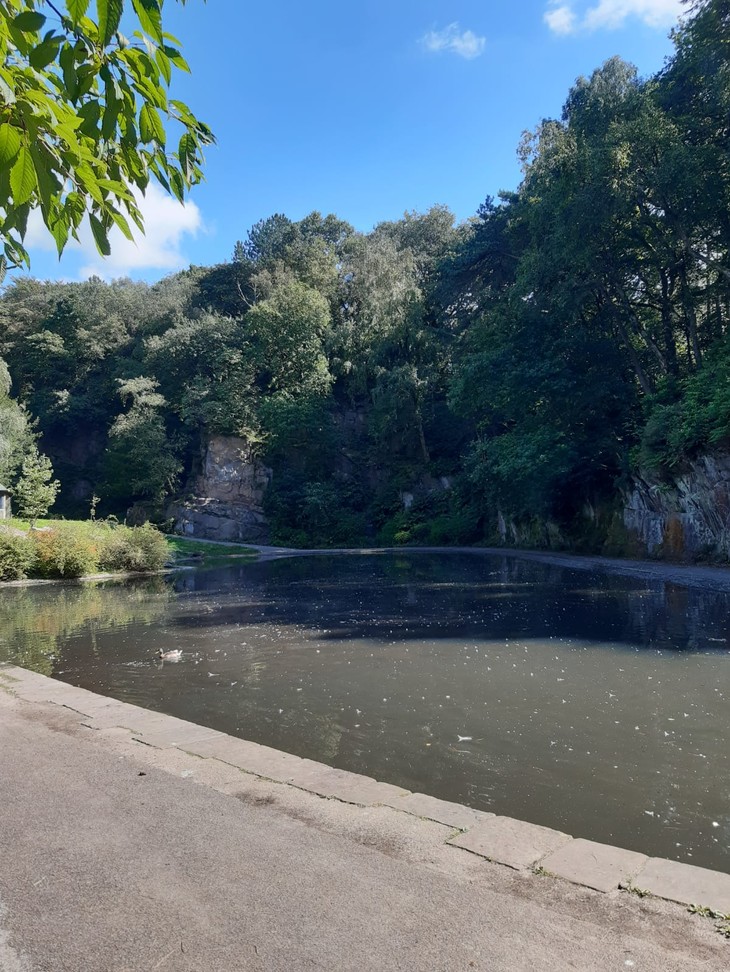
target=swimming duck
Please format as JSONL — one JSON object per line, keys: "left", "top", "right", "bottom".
{"left": 157, "top": 648, "right": 183, "bottom": 662}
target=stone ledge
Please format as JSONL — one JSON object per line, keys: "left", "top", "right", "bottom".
{"left": 384, "top": 792, "right": 494, "bottom": 831}
{"left": 3, "top": 663, "right": 730, "bottom": 916}
{"left": 540, "top": 838, "right": 647, "bottom": 893}
{"left": 448, "top": 815, "right": 571, "bottom": 869}
{"left": 285, "top": 762, "right": 409, "bottom": 806}
{"left": 184, "top": 733, "right": 309, "bottom": 784}
{"left": 628, "top": 858, "right": 730, "bottom": 916}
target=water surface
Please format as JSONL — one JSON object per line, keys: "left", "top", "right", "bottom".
{"left": 2, "top": 553, "right": 729, "bottom": 871}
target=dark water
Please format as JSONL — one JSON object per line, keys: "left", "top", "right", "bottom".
{"left": 2, "top": 553, "right": 729, "bottom": 872}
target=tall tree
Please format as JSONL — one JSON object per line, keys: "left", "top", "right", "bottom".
{"left": 0, "top": 354, "right": 33, "bottom": 482}
{"left": 13, "top": 441, "right": 59, "bottom": 524}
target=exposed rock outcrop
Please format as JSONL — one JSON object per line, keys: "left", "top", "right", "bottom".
{"left": 623, "top": 454, "right": 730, "bottom": 560}
{"left": 169, "top": 436, "right": 272, "bottom": 543}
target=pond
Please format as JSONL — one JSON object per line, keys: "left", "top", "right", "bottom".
{"left": 2, "top": 552, "right": 729, "bottom": 872}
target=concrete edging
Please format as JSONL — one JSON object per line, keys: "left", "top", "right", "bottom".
{"left": 3, "top": 664, "right": 730, "bottom": 918}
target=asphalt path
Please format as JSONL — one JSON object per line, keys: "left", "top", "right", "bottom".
{"left": 0, "top": 692, "right": 727, "bottom": 972}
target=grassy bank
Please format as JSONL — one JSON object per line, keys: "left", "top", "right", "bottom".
{"left": 0, "top": 521, "right": 259, "bottom": 582}
{"left": 0, "top": 519, "right": 169, "bottom": 581}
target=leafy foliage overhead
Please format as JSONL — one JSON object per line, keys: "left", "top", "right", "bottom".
{"left": 0, "top": 0, "right": 213, "bottom": 276}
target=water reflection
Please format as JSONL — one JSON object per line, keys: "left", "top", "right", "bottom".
{"left": 2, "top": 553, "right": 729, "bottom": 872}
{"left": 0, "top": 578, "right": 173, "bottom": 675}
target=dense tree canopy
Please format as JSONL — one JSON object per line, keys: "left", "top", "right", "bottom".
{"left": 2, "top": 0, "right": 729, "bottom": 549}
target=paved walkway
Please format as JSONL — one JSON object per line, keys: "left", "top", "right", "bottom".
{"left": 1, "top": 679, "right": 728, "bottom": 971}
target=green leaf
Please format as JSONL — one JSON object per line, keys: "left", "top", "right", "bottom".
{"left": 29, "top": 141, "right": 60, "bottom": 221}
{"left": 0, "top": 124, "right": 22, "bottom": 166}
{"left": 110, "top": 207, "right": 135, "bottom": 241}
{"left": 67, "top": 0, "right": 91, "bottom": 25}
{"left": 4, "top": 237, "right": 30, "bottom": 269}
{"left": 97, "top": 0, "right": 124, "bottom": 47}
{"left": 59, "top": 43, "right": 78, "bottom": 100}
{"left": 163, "top": 46, "right": 190, "bottom": 73}
{"left": 10, "top": 146, "right": 37, "bottom": 207}
{"left": 131, "top": 0, "right": 163, "bottom": 43}
{"left": 78, "top": 99, "right": 101, "bottom": 131}
{"left": 12, "top": 11, "right": 46, "bottom": 33}
{"left": 169, "top": 168, "right": 184, "bottom": 202}
{"left": 97, "top": 178, "right": 135, "bottom": 200}
{"left": 155, "top": 47, "right": 172, "bottom": 85}
{"left": 139, "top": 104, "right": 165, "bottom": 144}
{"left": 177, "top": 131, "right": 196, "bottom": 174}
{"left": 49, "top": 212, "right": 71, "bottom": 257}
{"left": 75, "top": 162, "right": 104, "bottom": 204}
{"left": 29, "top": 39, "right": 61, "bottom": 71}
{"left": 89, "top": 212, "right": 111, "bottom": 256}
{"left": 0, "top": 72, "right": 16, "bottom": 105}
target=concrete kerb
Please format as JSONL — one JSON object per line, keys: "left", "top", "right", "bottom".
{"left": 3, "top": 664, "right": 730, "bottom": 922}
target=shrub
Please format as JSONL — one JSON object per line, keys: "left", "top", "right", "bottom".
{"left": 97, "top": 523, "right": 169, "bottom": 573}
{"left": 0, "top": 530, "right": 37, "bottom": 580}
{"left": 32, "top": 526, "right": 99, "bottom": 578}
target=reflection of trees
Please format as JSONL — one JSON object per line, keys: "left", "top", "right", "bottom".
{"left": 203, "top": 554, "right": 730, "bottom": 653}
{"left": 0, "top": 578, "right": 173, "bottom": 675}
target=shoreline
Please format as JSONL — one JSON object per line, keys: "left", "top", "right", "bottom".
{"left": 3, "top": 670, "right": 729, "bottom": 970}
{"left": 191, "top": 538, "right": 730, "bottom": 593}
{"left": 2, "top": 664, "right": 730, "bottom": 923}
{"left": 3, "top": 539, "right": 730, "bottom": 593}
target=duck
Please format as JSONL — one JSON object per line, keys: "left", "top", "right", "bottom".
{"left": 157, "top": 648, "right": 183, "bottom": 662}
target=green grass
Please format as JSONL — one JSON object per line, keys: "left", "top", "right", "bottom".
{"left": 4, "top": 517, "right": 98, "bottom": 534}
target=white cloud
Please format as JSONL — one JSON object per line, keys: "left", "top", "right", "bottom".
{"left": 545, "top": 4, "right": 578, "bottom": 34}
{"left": 421, "top": 23, "right": 486, "bottom": 60}
{"left": 24, "top": 209, "right": 59, "bottom": 253}
{"left": 24, "top": 183, "right": 202, "bottom": 280}
{"left": 544, "top": 0, "right": 683, "bottom": 34}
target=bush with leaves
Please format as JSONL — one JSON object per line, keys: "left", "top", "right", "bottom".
{"left": 32, "top": 524, "right": 98, "bottom": 577}
{"left": 0, "top": 528, "right": 36, "bottom": 579}
{"left": 97, "top": 522, "right": 168, "bottom": 572}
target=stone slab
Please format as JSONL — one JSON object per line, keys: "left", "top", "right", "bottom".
{"left": 631, "top": 857, "right": 730, "bottom": 915}
{"left": 10, "top": 682, "right": 88, "bottom": 705}
{"left": 448, "top": 815, "right": 571, "bottom": 869}
{"left": 185, "top": 734, "right": 308, "bottom": 783}
{"left": 384, "top": 792, "right": 493, "bottom": 831}
{"left": 71, "top": 698, "right": 144, "bottom": 720}
{"left": 0, "top": 666, "right": 47, "bottom": 687}
{"left": 287, "top": 762, "right": 409, "bottom": 806}
{"left": 132, "top": 723, "right": 224, "bottom": 748}
{"left": 540, "top": 838, "right": 647, "bottom": 893}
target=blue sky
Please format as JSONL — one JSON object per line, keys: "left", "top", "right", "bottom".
{"left": 23, "top": 0, "right": 683, "bottom": 281}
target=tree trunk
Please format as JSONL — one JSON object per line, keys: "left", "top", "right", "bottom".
{"left": 613, "top": 317, "right": 654, "bottom": 395}
{"left": 680, "top": 265, "right": 702, "bottom": 369}
{"left": 659, "top": 269, "right": 679, "bottom": 376}
{"left": 417, "top": 412, "right": 430, "bottom": 464}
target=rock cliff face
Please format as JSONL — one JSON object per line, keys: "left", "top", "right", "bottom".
{"left": 169, "top": 436, "right": 272, "bottom": 543}
{"left": 623, "top": 454, "right": 730, "bottom": 560}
